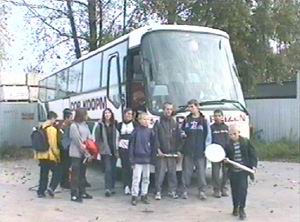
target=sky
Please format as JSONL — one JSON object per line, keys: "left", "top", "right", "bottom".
{"left": 3, "top": 5, "right": 32, "bottom": 76}
{"left": 1, "top": 0, "right": 133, "bottom": 78}
{"left": 2, "top": 1, "right": 69, "bottom": 78}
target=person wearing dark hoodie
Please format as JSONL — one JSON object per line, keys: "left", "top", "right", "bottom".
{"left": 95, "top": 108, "right": 119, "bottom": 197}
{"left": 59, "top": 108, "right": 73, "bottom": 189}
{"left": 154, "top": 102, "right": 181, "bottom": 200}
{"left": 181, "top": 99, "right": 211, "bottom": 200}
{"left": 35, "top": 111, "right": 61, "bottom": 198}
{"left": 129, "top": 112, "right": 155, "bottom": 206}
{"left": 117, "top": 108, "right": 136, "bottom": 195}
{"left": 210, "top": 109, "right": 230, "bottom": 198}
{"left": 224, "top": 125, "right": 257, "bottom": 220}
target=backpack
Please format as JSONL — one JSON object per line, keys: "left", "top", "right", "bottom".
{"left": 31, "top": 126, "right": 50, "bottom": 152}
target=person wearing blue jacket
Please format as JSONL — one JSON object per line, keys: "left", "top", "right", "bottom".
{"left": 181, "top": 99, "right": 211, "bottom": 200}
{"left": 129, "top": 112, "right": 155, "bottom": 206}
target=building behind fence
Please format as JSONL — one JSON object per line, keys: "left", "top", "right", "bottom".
{"left": 0, "top": 73, "right": 39, "bottom": 148}
{"left": 245, "top": 73, "right": 300, "bottom": 143}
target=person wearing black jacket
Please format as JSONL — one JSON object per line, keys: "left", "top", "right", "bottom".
{"left": 117, "top": 108, "right": 136, "bottom": 195}
{"left": 181, "top": 99, "right": 211, "bottom": 200}
{"left": 154, "top": 102, "right": 181, "bottom": 200}
{"left": 59, "top": 108, "right": 73, "bottom": 189}
{"left": 210, "top": 109, "right": 229, "bottom": 198}
{"left": 225, "top": 125, "right": 257, "bottom": 220}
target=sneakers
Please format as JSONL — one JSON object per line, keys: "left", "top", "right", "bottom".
{"left": 124, "top": 186, "right": 131, "bottom": 195}
{"left": 168, "top": 192, "right": 179, "bottom": 199}
{"left": 37, "top": 193, "right": 46, "bottom": 198}
{"left": 239, "top": 208, "right": 247, "bottom": 220}
{"left": 199, "top": 191, "right": 207, "bottom": 200}
{"left": 213, "top": 190, "right": 221, "bottom": 198}
{"left": 105, "top": 189, "right": 111, "bottom": 197}
{"left": 131, "top": 196, "right": 137, "bottom": 206}
{"left": 60, "top": 183, "right": 70, "bottom": 189}
{"left": 71, "top": 195, "right": 82, "bottom": 203}
{"left": 182, "top": 191, "right": 188, "bottom": 199}
{"left": 81, "top": 193, "right": 93, "bottom": 199}
{"left": 141, "top": 195, "right": 150, "bottom": 204}
{"left": 47, "top": 188, "right": 55, "bottom": 198}
{"left": 232, "top": 207, "right": 239, "bottom": 216}
{"left": 221, "top": 189, "right": 229, "bottom": 197}
{"left": 84, "top": 181, "right": 91, "bottom": 188}
{"left": 155, "top": 192, "right": 162, "bottom": 200}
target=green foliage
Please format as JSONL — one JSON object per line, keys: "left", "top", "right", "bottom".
{"left": 7, "top": 0, "right": 299, "bottom": 88}
{"left": 0, "top": 146, "right": 33, "bottom": 160}
{"left": 252, "top": 138, "right": 300, "bottom": 163}
{"left": 139, "top": 0, "right": 300, "bottom": 91}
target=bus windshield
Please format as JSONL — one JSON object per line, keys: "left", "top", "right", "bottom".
{"left": 141, "top": 30, "right": 244, "bottom": 113}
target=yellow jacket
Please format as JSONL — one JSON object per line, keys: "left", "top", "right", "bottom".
{"left": 34, "top": 121, "right": 60, "bottom": 163}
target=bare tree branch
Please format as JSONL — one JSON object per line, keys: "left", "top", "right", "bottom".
{"left": 107, "top": 11, "right": 123, "bottom": 33}
{"left": 55, "top": 0, "right": 88, "bottom": 8}
{"left": 3, "top": 0, "right": 69, "bottom": 16}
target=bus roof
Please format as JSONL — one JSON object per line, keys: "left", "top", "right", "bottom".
{"left": 41, "top": 25, "right": 229, "bottom": 80}
{"left": 75, "top": 25, "right": 229, "bottom": 64}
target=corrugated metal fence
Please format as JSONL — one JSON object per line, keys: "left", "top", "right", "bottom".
{"left": 246, "top": 98, "right": 299, "bottom": 142}
{"left": 246, "top": 74, "right": 300, "bottom": 143}
{"left": 0, "top": 103, "right": 38, "bottom": 147}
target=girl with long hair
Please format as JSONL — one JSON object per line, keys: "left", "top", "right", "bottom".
{"left": 95, "top": 108, "right": 118, "bottom": 197}
{"left": 69, "top": 108, "right": 93, "bottom": 202}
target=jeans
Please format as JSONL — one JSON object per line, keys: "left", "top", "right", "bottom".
{"left": 102, "top": 155, "right": 117, "bottom": 190}
{"left": 212, "top": 162, "right": 228, "bottom": 192}
{"left": 155, "top": 157, "right": 177, "bottom": 193}
{"left": 182, "top": 155, "right": 207, "bottom": 193}
{"left": 60, "top": 149, "right": 71, "bottom": 187}
{"left": 37, "top": 160, "right": 60, "bottom": 195}
{"left": 131, "top": 164, "right": 150, "bottom": 197}
{"left": 229, "top": 171, "right": 248, "bottom": 208}
{"left": 70, "top": 157, "right": 86, "bottom": 197}
{"left": 119, "top": 148, "right": 132, "bottom": 188}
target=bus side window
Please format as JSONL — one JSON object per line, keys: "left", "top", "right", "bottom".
{"left": 37, "top": 103, "right": 47, "bottom": 122}
{"left": 107, "top": 55, "right": 121, "bottom": 108}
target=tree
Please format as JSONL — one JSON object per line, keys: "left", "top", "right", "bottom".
{"left": 0, "top": 3, "right": 10, "bottom": 66}
{"left": 4, "top": 0, "right": 299, "bottom": 90}
{"left": 138, "top": 0, "right": 300, "bottom": 91}
{"left": 4, "top": 0, "right": 142, "bottom": 73}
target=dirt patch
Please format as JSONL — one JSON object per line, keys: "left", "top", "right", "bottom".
{"left": 0, "top": 160, "right": 299, "bottom": 222}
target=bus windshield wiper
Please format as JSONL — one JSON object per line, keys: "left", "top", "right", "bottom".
{"left": 177, "top": 104, "right": 188, "bottom": 112}
{"left": 200, "top": 99, "right": 249, "bottom": 115}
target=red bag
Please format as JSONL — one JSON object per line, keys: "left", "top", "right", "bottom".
{"left": 84, "top": 139, "right": 100, "bottom": 157}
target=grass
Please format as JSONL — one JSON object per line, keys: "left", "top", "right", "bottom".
{"left": 0, "top": 146, "right": 34, "bottom": 160}
{"left": 252, "top": 138, "right": 300, "bottom": 163}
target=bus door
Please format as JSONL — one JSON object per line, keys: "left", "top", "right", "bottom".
{"left": 102, "top": 54, "right": 123, "bottom": 121}
{"left": 102, "top": 41, "right": 128, "bottom": 121}
{"left": 127, "top": 49, "right": 146, "bottom": 115}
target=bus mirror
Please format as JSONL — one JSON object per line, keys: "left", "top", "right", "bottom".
{"left": 150, "top": 84, "right": 169, "bottom": 97}
{"left": 121, "top": 94, "right": 126, "bottom": 106}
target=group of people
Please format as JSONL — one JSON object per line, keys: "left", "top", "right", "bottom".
{"left": 34, "top": 99, "right": 257, "bottom": 221}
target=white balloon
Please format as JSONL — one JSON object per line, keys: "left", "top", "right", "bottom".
{"left": 205, "top": 144, "right": 226, "bottom": 163}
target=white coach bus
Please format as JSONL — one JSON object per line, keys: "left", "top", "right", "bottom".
{"left": 37, "top": 25, "right": 249, "bottom": 137}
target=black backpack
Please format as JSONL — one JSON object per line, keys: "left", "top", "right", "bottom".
{"left": 31, "top": 126, "right": 50, "bottom": 152}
